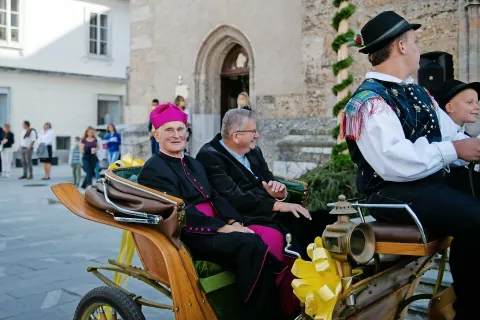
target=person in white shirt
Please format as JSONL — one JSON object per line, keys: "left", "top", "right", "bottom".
{"left": 19, "top": 120, "right": 37, "bottom": 180}
{"left": 38, "top": 122, "right": 55, "bottom": 180}
{"left": 343, "top": 11, "right": 480, "bottom": 319}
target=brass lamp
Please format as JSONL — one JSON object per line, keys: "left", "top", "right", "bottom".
{"left": 322, "top": 195, "right": 376, "bottom": 268}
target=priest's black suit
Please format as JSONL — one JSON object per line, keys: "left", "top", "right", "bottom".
{"left": 137, "top": 151, "right": 285, "bottom": 320}
{"left": 196, "top": 134, "right": 336, "bottom": 259}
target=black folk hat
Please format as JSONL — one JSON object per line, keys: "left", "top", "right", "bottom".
{"left": 359, "top": 11, "right": 421, "bottom": 54}
{"left": 435, "top": 79, "right": 480, "bottom": 111}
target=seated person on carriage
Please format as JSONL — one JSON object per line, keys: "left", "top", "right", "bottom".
{"left": 196, "top": 108, "right": 336, "bottom": 259}
{"left": 343, "top": 11, "right": 480, "bottom": 319}
{"left": 137, "top": 103, "right": 297, "bottom": 320}
{"left": 435, "top": 79, "right": 480, "bottom": 194}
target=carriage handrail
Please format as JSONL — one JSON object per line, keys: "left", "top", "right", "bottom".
{"left": 102, "top": 179, "right": 162, "bottom": 224}
{"left": 326, "top": 202, "right": 428, "bottom": 245}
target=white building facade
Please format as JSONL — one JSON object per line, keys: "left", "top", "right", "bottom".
{"left": 0, "top": 0, "right": 129, "bottom": 162}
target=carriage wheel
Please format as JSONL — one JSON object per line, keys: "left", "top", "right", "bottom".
{"left": 73, "top": 286, "right": 146, "bottom": 320}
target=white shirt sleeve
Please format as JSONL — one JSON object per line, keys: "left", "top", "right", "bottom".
{"left": 356, "top": 99, "right": 458, "bottom": 182}
{"left": 40, "top": 130, "right": 55, "bottom": 145}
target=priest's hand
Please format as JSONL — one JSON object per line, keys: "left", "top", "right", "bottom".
{"left": 453, "top": 138, "right": 480, "bottom": 162}
{"left": 262, "top": 181, "right": 287, "bottom": 199}
{"left": 273, "top": 202, "right": 312, "bottom": 220}
{"left": 218, "top": 224, "right": 255, "bottom": 234}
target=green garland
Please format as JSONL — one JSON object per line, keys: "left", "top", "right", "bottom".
{"left": 331, "top": 125, "right": 340, "bottom": 140}
{"left": 332, "top": 92, "right": 352, "bottom": 117}
{"left": 298, "top": 0, "right": 358, "bottom": 210}
{"left": 332, "top": 0, "right": 344, "bottom": 8}
{"left": 332, "top": 74, "right": 354, "bottom": 95}
{"left": 332, "top": 29, "right": 354, "bottom": 52}
{"left": 333, "top": 56, "right": 353, "bottom": 76}
{"left": 332, "top": 4, "right": 356, "bottom": 30}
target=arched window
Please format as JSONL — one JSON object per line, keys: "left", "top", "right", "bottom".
{"left": 221, "top": 45, "right": 249, "bottom": 77}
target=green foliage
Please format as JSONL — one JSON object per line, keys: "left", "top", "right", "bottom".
{"left": 299, "top": 161, "right": 357, "bottom": 211}
{"left": 332, "top": 0, "right": 344, "bottom": 8}
{"left": 332, "top": 92, "right": 352, "bottom": 117}
{"left": 331, "top": 125, "right": 340, "bottom": 140}
{"left": 333, "top": 57, "right": 354, "bottom": 76}
{"left": 332, "top": 74, "right": 354, "bottom": 95}
{"left": 332, "top": 4, "right": 356, "bottom": 31}
{"left": 332, "top": 30, "right": 355, "bottom": 52}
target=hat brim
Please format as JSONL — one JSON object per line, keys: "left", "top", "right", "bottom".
{"left": 359, "top": 23, "right": 421, "bottom": 54}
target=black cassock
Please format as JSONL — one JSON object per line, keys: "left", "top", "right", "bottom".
{"left": 137, "top": 152, "right": 287, "bottom": 320}
{"left": 197, "top": 134, "right": 337, "bottom": 259}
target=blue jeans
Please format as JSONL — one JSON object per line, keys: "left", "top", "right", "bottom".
{"left": 81, "top": 157, "right": 96, "bottom": 188}
{"left": 94, "top": 162, "right": 100, "bottom": 179}
{"left": 108, "top": 151, "right": 119, "bottom": 165}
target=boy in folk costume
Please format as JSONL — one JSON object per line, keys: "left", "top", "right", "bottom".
{"left": 343, "top": 11, "right": 480, "bottom": 319}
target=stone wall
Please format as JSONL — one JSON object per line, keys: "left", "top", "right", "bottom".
{"left": 127, "top": 0, "right": 462, "bottom": 177}
{"left": 299, "top": 0, "right": 459, "bottom": 120}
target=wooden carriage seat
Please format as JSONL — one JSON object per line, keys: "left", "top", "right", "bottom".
{"left": 369, "top": 221, "right": 452, "bottom": 256}
{"left": 51, "top": 183, "right": 218, "bottom": 320}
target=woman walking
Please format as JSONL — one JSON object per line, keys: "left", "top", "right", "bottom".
{"left": 80, "top": 126, "right": 98, "bottom": 189}
{"left": 0, "top": 124, "right": 14, "bottom": 178}
{"left": 105, "top": 124, "right": 121, "bottom": 165}
{"left": 38, "top": 122, "right": 55, "bottom": 180}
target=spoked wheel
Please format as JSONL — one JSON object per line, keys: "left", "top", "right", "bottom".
{"left": 74, "top": 286, "right": 146, "bottom": 320}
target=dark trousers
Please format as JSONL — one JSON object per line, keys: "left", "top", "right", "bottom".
{"left": 366, "top": 169, "right": 480, "bottom": 320}
{"left": 81, "top": 157, "right": 96, "bottom": 188}
{"left": 182, "top": 232, "right": 281, "bottom": 320}
{"left": 274, "top": 209, "right": 337, "bottom": 260}
{"left": 150, "top": 137, "right": 159, "bottom": 155}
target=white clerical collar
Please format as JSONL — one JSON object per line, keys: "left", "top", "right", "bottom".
{"left": 366, "top": 72, "right": 415, "bottom": 85}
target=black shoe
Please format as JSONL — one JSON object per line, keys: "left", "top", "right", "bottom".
{"left": 19, "top": 176, "right": 26, "bottom": 179}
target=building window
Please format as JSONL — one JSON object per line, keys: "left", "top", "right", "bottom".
{"left": 89, "top": 12, "right": 108, "bottom": 56}
{"left": 97, "top": 95, "right": 121, "bottom": 125}
{"left": 56, "top": 136, "right": 71, "bottom": 150}
{"left": 0, "top": 0, "right": 20, "bottom": 44}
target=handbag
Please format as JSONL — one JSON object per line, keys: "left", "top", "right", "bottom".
{"left": 85, "top": 167, "right": 186, "bottom": 249}
{"left": 37, "top": 142, "right": 48, "bottom": 159}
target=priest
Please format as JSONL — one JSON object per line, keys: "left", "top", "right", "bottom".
{"left": 137, "top": 102, "right": 296, "bottom": 320}
{"left": 343, "top": 11, "right": 480, "bottom": 319}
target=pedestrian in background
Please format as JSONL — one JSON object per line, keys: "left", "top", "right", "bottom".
{"left": 174, "top": 95, "right": 192, "bottom": 155}
{"left": 148, "top": 98, "right": 160, "bottom": 155}
{"left": 105, "top": 124, "right": 121, "bottom": 165}
{"left": 237, "top": 92, "right": 251, "bottom": 111}
{"left": 0, "top": 125, "right": 4, "bottom": 174}
{"left": 0, "top": 123, "right": 14, "bottom": 178}
{"left": 19, "top": 121, "right": 37, "bottom": 180}
{"left": 68, "top": 136, "right": 82, "bottom": 187}
{"left": 38, "top": 122, "right": 55, "bottom": 180}
{"left": 80, "top": 126, "right": 98, "bottom": 189}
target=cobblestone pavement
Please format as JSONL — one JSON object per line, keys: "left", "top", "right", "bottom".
{"left": 0, "top": 164, "right": 173, "bottom": 319}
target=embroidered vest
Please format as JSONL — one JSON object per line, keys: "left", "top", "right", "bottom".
{"left": 343, "top": 79, "right": 442, "bottom": 195}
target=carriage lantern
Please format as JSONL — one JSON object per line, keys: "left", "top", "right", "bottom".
{"left": 322, "top": 195, "right": 376, "bottom": 272}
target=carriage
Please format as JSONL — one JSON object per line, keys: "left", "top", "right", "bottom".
{"left": 51, "top": 166, "right": 455, "bottom": 320}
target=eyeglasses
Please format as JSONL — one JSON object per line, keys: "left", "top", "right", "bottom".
{"left": 234, "top": 129, "right": 257, "bottom": 135}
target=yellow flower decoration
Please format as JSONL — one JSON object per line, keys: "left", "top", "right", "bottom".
{"left": 291, "top": 237, "right": 360, "bottom": 320}
{"left": 108, "top": 153, "right": 145, "bottom": 169}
